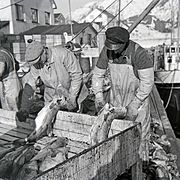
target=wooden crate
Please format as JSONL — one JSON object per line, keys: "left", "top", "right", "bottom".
{"left": 0, "top": 109, "right": 142, "bottom": 180}
{"left": 36, "top": 111, "right": 142, "bottom": 180}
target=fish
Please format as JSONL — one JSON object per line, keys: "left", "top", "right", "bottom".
{"left": 10, "top": 145, "right": 36, "bottom": 180}
{"left": 14, "top": 98, "right": 62, "bottom": 145}
{"left": 89, "top": 103, "right": 127, "bottom": 146}
{"left": 27, "top": 98, "right": 61, "bottom": 142}
{"left": 16, "top": 160, "right": 39, "bottom": 180}
{"left": 0, "top": 146, "right": 26, "bottom": 178}
{"left": 0, "top": 146, "right": 15, "bottom": 160}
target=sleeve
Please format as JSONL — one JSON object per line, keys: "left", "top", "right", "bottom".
{"left": 136, "top": 67, "right": 154, "bottom": 102}
{"left": 133, "top": 46, "right": 154, "bottom": 70}
{"left": 0, "top": 62, "right": 5, "bottom": 80}
{"left": 20, "top": 83, "right": 34, "bottom": 112}
{"left": 92, "top": 66, "right": 106, "bottom": 102}
{"left": 133, "top": 46, "right": 154, "bottom": 102}
{"left": 63, "top": 50, "right": 82, "bottom": 98}
{"left": 96, "top": 47, "right": 109, "bottom": 70}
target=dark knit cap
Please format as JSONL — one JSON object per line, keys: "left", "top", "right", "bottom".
{"left": 105, "top": 26, "right": 130, "bottom": 50}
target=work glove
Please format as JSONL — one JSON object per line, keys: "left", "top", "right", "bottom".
{"left": 66, "top": 95, "right": 77, "bottom": 111}
{"left": 126, "top": 97, "right": 142, "bottom": 121}
{"left": 95, "top": 92, "right": 105, "bottom": 113}
{"left": 109, "top": 106, "right": 127, "bottom": 119}
{"left": 16, "top": 109, "right": 29, "bottom": 122}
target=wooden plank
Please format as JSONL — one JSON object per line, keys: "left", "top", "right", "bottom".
{"left": 35, "top": 123, "right": 141, "bottom": 180}
{"left": 53, "top": 128, "right": 89, "bottom": 143}
{"left": 0, "top": 128, "right": 28, "bottom": 139}
{"left": 0, "top": 123, "right": 32, "bottom": 135}
{"left": 56, "top": 111, "right": 134, "bottom": 132}
{"left": 0, "top": 109, "right": 35, "bottom": 131}
{"left": 150, "top": 85, "right": 180, "bottom": 171}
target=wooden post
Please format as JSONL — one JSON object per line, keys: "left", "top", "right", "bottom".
{"left": 128, "top": 0, "right": 160, "bottom": 33}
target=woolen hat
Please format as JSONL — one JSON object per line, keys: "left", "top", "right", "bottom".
{"left": 105, "top": 27, "right": 130, "bottom": 50}
{"left": 25, "top": 41, "right": 44, "bottom": 64}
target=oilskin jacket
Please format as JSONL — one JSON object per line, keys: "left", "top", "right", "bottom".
{"left": 22, "top": 45, "right": 82, "bottom": 106}
{"left": 92, "top": 40, "right": 154, "bottom": 161}
{"left": 0, "top": 48, "right": 22, "bottom": 110}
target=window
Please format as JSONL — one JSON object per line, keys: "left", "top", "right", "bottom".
{"left": 45, "top": 12, "right": 50, "bottom": 25}
{"left": 31, "top": 8, "right": 38, "bottom": 23}
{"left": 15, "top": 4, "right": 24, "bottom": 21}
{"left": 80, "top": 37, "right": 83, "bottom": 45}
{"left": 87, "top": 34, "right": 92, "bottom": 46}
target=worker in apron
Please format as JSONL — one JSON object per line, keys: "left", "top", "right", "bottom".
{"left": 92, "top": 26, "right": 154, "bottom": 162}
{"left": 0, "top": 47, "right": 22, "bottom": 111}
{"left": 16, "top": 41, "right": 82, "bottom": 121}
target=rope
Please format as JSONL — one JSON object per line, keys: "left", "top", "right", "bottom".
{"left": 164, "top": 70, "right": 176, "bottom": 109}
{"left": 70, "top": 0, "right": 118, "bottom": 42}
{"left": 81, "top": 0, "right": 133, "bottom": 49}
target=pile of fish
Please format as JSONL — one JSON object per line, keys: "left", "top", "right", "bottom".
{"left": 0, "top": 97, "right": 70, "bottom": 180}
{"left": 0, "top": 136, "right": 69, "bottom": 180}
{"left": 145, "top": 120, "right": 180, "bottom": 180}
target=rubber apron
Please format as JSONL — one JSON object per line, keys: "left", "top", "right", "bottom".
{"left": 0, "top": 50, "right": 22, "bottom": 111}
{"left": 108, "top": 58, "right": 150, "bottom": 161}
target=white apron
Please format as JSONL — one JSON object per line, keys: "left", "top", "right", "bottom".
{"left": 109, "top": 60, "right": 150, "bottom": 161}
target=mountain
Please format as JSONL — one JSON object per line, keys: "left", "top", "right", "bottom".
{"left": 66, "top": 0, "right": 179, "bottom": 47}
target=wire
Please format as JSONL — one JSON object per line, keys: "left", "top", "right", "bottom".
{"left": 81, "top": 0, "right": 133, "bottom": 49}
{"left": 164, "top": 70, "right": 176, "bottom": 109}
{"left": 0, "top": 0, "right": 24, "bottom": 11}
{"left": 70, "top": 0, "right": 119, "bottom": 42}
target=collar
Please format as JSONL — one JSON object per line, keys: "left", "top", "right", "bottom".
{"left": 44, "top": 48, "right": 54, "bottom": 68}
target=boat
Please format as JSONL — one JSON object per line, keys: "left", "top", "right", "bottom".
{"left": 154, "top": 0, "right": 180, "bottom": 137}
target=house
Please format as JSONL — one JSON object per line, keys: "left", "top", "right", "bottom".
{"left": 81, "top": 8, "right": 117, "bottom": 30}
{"left": 54, "top": 13, "right": 66, "bottom": 25}
{"left": 0, "top": 0, "right": 57, "bottom": 34}
{"left": 22, "top": 22, "right": 98, "bottom": 48}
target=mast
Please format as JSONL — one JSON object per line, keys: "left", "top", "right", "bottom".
{"left": 68, "top": 0, "right": 73, "bottom": 37}
{"left": 176, "top": 0, "right": 180, "bottom": 69}
{"left": 128, "top": 0, "right": 160, "bottom": 33}
{"left": 118, "top": 0, "right": 121, "bottom": 26}
{"left": 170, "top": 0, "right": 174, "bottom": 44}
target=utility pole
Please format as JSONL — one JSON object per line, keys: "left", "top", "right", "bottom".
{"left": 170, "top": 0, "right": 174, "bottom": 44}
{"left": 118, "top": 0, "right": 121, "bottom": 26}
{"left": 68, "top": 0, "right": 73, "bottom": 37}
{"left": 176, "top": 0, "right": 180, "bottom": 69}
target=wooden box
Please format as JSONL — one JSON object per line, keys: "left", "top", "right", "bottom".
{"left": 0, "top": 110, "right": 141, "bottom": 180}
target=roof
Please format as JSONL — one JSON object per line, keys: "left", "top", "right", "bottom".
{"left": 49, "top": 0, "right": 57, "bottom": 9}
{"left": 96, "top": 8, "right": 115, "bottom": 19}
{"left": 0, "top": 21, "right": 9, "bottom": 29}
{"left": 22, "top": 23, "right": 97, "bottom": 35}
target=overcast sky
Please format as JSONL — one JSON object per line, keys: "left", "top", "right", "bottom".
{"left": 54, "top": 0, "right": 95, "bottom": 15}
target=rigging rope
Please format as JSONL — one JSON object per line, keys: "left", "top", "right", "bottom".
{"left": 80, "top": 0, "right": 134, "bottom": 49}
{"left": 71, "top": 0, "right": 133, "bottom": 43}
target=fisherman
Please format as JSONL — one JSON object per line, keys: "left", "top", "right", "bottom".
{"left": 92, "top": 26, "right": 154, "bottom": 162}
{"left": 0, "top": 46, "right": 22, "bottom": 110}
{"left": 16, "top": 41, "right": 82, "bottom": 121}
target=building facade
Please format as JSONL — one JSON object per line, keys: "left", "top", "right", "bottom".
{"left": 82, "top": 8, "right": 117, "bottom": 30}
{"left": 0, "top": 0, "right": 56, "bottom": 34}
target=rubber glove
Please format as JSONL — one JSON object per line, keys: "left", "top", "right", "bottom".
{"left": 66, "top": 95, "right": 77, "bottom": 111}
{"left": 16, "top": 109, "right": 29, "bottom": 122}
{"left": 95, "top": 92, "right": 105, "bottom": 113}
{"left": 126, "top": 97, "right": 142, "bottom": 121}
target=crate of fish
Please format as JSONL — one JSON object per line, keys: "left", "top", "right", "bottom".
{"left": 0, "top": 102, "right": 141, "bottom": 180}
